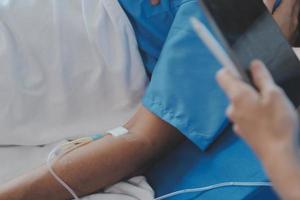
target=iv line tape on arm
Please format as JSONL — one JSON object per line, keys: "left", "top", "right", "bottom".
{"left": 107, "top": 126, "right": 129, "bottom": 137}
{"left": 46, "top": 126, "right": 129, "bottom": 200}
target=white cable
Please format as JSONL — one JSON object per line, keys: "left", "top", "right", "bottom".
{"left": 154, "top": 181, "right": 272, "bottom": 200}
{"left": 45, "top": 127, "right": 128, "bottom": 200}
{"left": 47, "top": 145, "right": 81, "bottom": 200}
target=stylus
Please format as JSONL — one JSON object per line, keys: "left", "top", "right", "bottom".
{"left": 190, "top": 17, "right": 241, "bottom": 77}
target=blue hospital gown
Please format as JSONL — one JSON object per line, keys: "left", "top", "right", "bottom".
{"left": 119, "top": 1, "right": 279, "bottom": 200}
{"left": 119, "top": 0, "right": 228, "bottom": 150}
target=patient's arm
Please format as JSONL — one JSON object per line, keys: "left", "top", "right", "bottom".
{"left": 0, "top": 106, "right": 184, "bottom": 200}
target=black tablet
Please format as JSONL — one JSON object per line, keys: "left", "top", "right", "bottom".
{"left": 199, "top": 0, "right": 300, "bottom": 106}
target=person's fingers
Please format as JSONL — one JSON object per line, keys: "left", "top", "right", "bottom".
{"left": 226, "top": 104, "right": 235, "bottom": 120}
{"left": 250, "top": 60, "right": 275, "bottom": 92}
{"left": 233, "top": 124, "right": 242, "bottom": 135}
{"left": 263, "top": 0, "right": 276, "bottom": 12}
{"left": 226, "top": 104, "right": 245, "bottom": 125}
{"left": 217, "top": 68, "right": 257, "bottom": 104}
{"left": 217, "top": 68, "right": 243, "bottom": 97}
{"left": 150, "top": 0, "right": 160, "bottom": 5}
{"left": 226, "top": 104, "right": 251, "bottom": 124}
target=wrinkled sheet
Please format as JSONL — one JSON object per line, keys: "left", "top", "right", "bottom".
{"left": 0, "top": 0, "right": 152, "bottom": 199}
{"left": 0, "top": 0, "right": 147, "bottom": 145}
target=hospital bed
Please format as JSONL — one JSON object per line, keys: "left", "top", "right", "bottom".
{"left": 0, "top": 0, "right": 285, "bottom": 199}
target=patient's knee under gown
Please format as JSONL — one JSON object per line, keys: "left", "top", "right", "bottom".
{"left": 0, "top": 0, "right": 153, "bottom": 199}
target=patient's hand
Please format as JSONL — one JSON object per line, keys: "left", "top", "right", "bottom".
{"left": 264, "top": 0, "right": 300, "bottom": 43}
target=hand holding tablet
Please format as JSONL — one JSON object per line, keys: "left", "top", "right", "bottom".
{"left": 192, "top": 0, "right": 300, "bottom": 106}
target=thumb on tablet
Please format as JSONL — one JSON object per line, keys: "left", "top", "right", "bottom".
{"left": 250, "top": 60, "right": 275, "bottom": 91}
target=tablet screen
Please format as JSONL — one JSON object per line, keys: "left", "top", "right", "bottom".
{"left": 200, "top": 0, "right": 300, "bottom": 106}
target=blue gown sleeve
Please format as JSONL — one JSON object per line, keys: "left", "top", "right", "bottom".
{"left": 143, "top": 0, "right": 229, "bottom": 150}
{"left": 118, "top": 0, "right": 175, "bottom": 74}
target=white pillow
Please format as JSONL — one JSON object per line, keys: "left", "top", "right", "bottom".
{"left": 0, "top": 0, "right": 148, "bottom": 145}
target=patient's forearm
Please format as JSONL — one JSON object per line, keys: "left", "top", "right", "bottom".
{"left": 0, "top": 106, "right": 184, "bottom": 200}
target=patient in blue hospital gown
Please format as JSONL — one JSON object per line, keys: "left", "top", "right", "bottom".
{"left": 0, "top": 0, "right": 295, "bottom": 199}
{"left": 0, "top": 0, "right": 228, "bottom": 199}
{"left": 0, "top": 0, "right": 193, "bottom": 199}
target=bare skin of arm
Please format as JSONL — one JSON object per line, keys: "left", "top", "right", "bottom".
{"left": 217, "top": 60, "right": 300, "bottom": 200}
{"left": 264, "top": 0, "right": 300, "bottom": 43}
{"left": 0, "top": 106, "right": 184, "bottom": 200}
{"left": 0, "top": 1, "right": 184, "bottom": 199}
